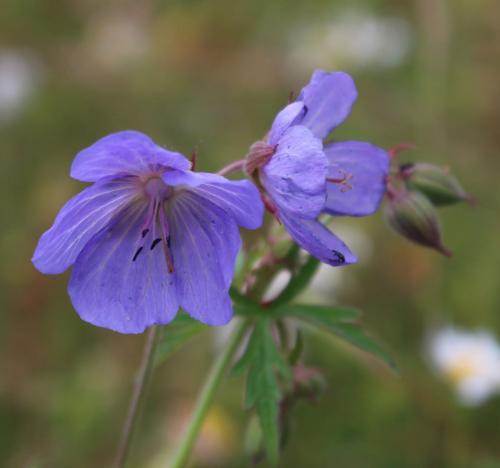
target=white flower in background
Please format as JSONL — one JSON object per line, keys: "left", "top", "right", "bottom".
{"left": 287, "top": 9, "right": 412, "bottom": 73}
{"left": 428, "top": 327, "right": 500, "bottom": 406}
{"left": 0, "top": 50, "right": 41, "bottom": 125}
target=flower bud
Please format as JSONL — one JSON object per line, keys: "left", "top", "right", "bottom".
{"left": 385, "top": 190, "right": 451, "bottom": 256}
{"left": 292, "top": 365, "right": 327, "bottom": 400}
{"left": 401, "top": 163, "right": 473, "bottom": 206}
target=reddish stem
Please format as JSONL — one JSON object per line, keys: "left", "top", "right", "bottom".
{"left": 217, "top": 159, "right": 246, "bottom": 176}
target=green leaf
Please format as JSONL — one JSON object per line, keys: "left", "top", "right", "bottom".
{"left": 326, "top": 322, "right": 398, "bottom": 372}
{"left": 230, "top": 287, "right": 262, "bottom": 317}
{"left": 275, "top": 304, "right": 397, "bottom": 372}
{"left": 270, "top": 255, "right": 319, "bottom": 309}
{"left": 154, "top": 313, "right": 206, "bottom": 367}
{"left": 233, "top": 318, "right": 291, "bottom": 465}
{"left": 274, "top": 303, "right": 361, "bottom": 324}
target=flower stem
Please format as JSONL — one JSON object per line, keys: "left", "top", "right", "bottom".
{"left": 217, "top": 159, "right": 246, "bottom": 176}
{"left": 169, "top": 319, "right": 250, "bottom": 468}
{"left": 114, "top": 325, "right": 161, "bottom": 468}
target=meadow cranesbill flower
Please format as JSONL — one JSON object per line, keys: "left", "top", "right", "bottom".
{"left": 246, "top": 70, "right": 389, "bottom": 266}
{"left": 32, "top": 131, "right": 264, "bottom": 333}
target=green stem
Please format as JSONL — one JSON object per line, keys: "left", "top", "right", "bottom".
{"left": 114, "top": 325, "right": 161, "bottom": 468}
{"left": 169, "top": 319, "right": 250, "bottom": 468}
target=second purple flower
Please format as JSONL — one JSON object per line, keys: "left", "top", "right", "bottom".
{"left": 246, "top": 69, "right": 390, "bottom": 266}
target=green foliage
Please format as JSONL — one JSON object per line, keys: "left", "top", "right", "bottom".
{"left": 233, "top": 318, "right": 292, "bottom": 465}
{"left": 288, "top": 330, "right": 304, "bottom": 366}
{"left": 232, "top": 256, "right": 397, "bottom": 373}
{"left": 154, "top": 313, "right": 206, "bottom": 367}
{"left": 275, "top": 304, "right": 397, "bottom": 372}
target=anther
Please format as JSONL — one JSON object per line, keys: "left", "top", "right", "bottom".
{"left": 150, "top": 238, "right": 161, "bottom": 250}
{"left": 132, "top": 246, "right": 144, "bottom": 262}
{"left": 142, "top": 228, "right": 149, "bottom": 238}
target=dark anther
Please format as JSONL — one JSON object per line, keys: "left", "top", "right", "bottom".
{"left": 132, "top": 246, "right": 144, "bottom": 262}
{"left": 167, "top": 236, "right": 171, "bottom": 248}
{"left": 150, "top": 238, "right": 162, "bottom": 250}
{"left": 332, "top": 250, "right": 346, "bottom": 264}
{"left": 142, "top": 228, "right": 149, "bottom": 238}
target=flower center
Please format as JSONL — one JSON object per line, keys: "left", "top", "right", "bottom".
{"left": 131, "top": 176, "right": 174, "bottom": 272}
{"left": 143, "top": 176, "right": 172, "bottom": 200}
{"left": 445, "top": 355, "right": 479, "bottom": 385}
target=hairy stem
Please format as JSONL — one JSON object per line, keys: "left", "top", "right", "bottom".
{"left": 217, "top": 159, "right": 246, "bottom": 176}
{"left": 114, "top": 325, "right": 161, "bottom": 468}
{"left": 169, "top": 319, "right": 250, "bottom": 468}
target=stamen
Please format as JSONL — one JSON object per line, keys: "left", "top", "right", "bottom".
{"left": 132, "top": 178, "right": 176, "bottom": 271}
{"left": 327, "top": 171, "right": 353, "bottom": 193}
{"left": 132, "top": 246, "right": 144, "bottom": 262}
{"left": 138, "top": 198, "right": 157, "bottom": 242}
{"left": 163, "top": 242, "right": 174, "bottom": 273}
{"left": 159, "top": 202, "right": 175, "bottom": 273}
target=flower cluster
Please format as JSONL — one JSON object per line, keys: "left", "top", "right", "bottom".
{"left": 32, "top": 70, "right": 414, "bottom": 334}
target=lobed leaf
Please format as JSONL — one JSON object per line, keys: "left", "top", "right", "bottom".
{"left": 275, "top": 304, "right": 397, "bottom": 372}
{"left": 233, "top": 318, "right": 291, "bottom": 465}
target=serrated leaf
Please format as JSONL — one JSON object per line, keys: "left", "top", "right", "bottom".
{"left": 234, "top": 318, "right": 291, "bottom": 465}
{"left": 275, "top": 304, "right": 397, "bottom": 372}
{"left": 270, "top": 255, "right": 319, "bottom": 309}
{"left": 154, "top": 313, "right": 206, "bottom": 367}
{"left": 326, "top": 322, "right": 398, "bottom": 372}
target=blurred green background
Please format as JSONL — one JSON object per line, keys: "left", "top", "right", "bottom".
{"left": 2, "top": 0, "right": 500, "bottom": 466}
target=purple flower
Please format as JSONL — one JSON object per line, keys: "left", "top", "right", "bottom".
{"left": 248, "top": 70, "right": 390, "bottom": 266}
{"left": 32, "top": 131, "right": 264, "bottom": 333}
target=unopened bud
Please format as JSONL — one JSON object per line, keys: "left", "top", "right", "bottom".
{"left": 385, "top": 190, "right": 451, "bottom": 256}
{"left": 401, "top": 163, "right": 473, "bottom": 206}
{"left": 292, "top": 366, "right": 327, "bottom": 400}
